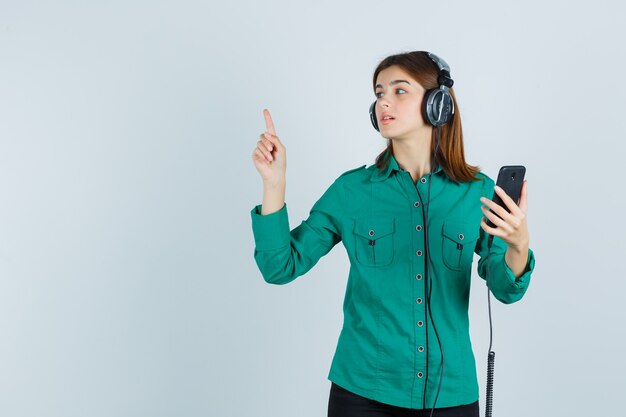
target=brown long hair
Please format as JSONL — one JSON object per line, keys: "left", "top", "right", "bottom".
{"left": 373, "top": 51, "right": 480, "bottom": 183}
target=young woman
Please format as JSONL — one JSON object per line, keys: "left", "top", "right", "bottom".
{"left": 250, "top": 51, "right": 535, "bottom": 417}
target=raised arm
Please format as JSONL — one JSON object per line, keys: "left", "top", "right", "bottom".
{"left": 252, "top": 108, "right": 287, "bottom": 215}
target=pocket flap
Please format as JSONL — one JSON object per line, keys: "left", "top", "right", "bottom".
{"left": 442, "top": 221, "right": 480, "bottom": 245}
{"left": 354, "top": 218, "right": 395, "bottom": 240}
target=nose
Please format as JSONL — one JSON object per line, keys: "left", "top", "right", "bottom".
{"left": 378, "top": 97, "right": 390, "bottom": 110}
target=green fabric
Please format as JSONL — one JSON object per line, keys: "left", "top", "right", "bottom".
{"left": 250, "top": 153, "right": 535, "bottom": 409}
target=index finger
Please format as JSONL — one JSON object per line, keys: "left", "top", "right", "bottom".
{"left": 494, "top": 185, "right": 523, "bottom": 215}
{"left": 263, "top": 108, "right": 276, "bottom": 135}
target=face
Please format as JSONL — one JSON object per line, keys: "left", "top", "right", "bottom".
{"left": 374, "top": 65, "right": 430, "bottom": 140}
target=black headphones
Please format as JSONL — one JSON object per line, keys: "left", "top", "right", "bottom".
{"left": 369, "top": 51, "right": 455, "bottom": 131}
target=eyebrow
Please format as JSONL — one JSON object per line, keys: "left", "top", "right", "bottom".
{"left": 375, "top": 80, "right": 411, "bottom": 89}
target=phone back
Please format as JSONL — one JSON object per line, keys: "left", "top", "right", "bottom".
{"left": 486, "top": 165, "right": 526, "bottom": 228}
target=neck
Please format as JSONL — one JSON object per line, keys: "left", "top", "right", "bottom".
{"left": 390, "top": 127, "right": 434, "bottom": 181}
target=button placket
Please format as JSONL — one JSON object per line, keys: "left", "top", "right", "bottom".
{"left": 411, "top": 194, "right": 426, "bottom": 380}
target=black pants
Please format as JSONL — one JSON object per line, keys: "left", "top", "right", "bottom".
{"left": 327, "top": 382, "right": 479, "bottom": 417}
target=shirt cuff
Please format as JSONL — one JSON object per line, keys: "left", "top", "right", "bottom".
{"left": 502, "top": 248, "right": 535, "bottom": 287}
{"left": 250, "top": 203, "right": 291, "bottom": 251}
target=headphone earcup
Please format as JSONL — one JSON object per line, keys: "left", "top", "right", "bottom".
{"left": 423, "top": 88, "right": 454, "bottom": 127}
{"left": 369, "top": 101, "right": 379, "bottom": 131}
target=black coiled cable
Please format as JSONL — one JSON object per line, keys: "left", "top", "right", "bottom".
{"left": 485, "top": 234, "right": 495, "bottom": 417}
{"left": 485, "top": 351, "right": 495, "bottom": 417}
{"left": 422, "top": 135, "right": 498, "bottom": 417}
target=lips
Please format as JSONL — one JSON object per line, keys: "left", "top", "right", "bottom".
{"left": 380, "top": 112, "right": 395, "bottom": 125}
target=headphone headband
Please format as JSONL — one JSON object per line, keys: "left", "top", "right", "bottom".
{"left": 426, "top": 52, "right": 454, "bottom": 89}
{"left": 426, "top": 52, "right": 450, "bottom": 74}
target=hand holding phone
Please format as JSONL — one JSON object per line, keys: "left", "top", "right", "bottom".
{"left": 480, "top": 165, "right": 530, "bottom": 278}
{"left": 485, "top": 166, "right": 526, "bottom": 228}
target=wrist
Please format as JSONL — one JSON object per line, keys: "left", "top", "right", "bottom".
{"left": 263, "top": 178, "right": 286, "bottom": 190}
{"left": 507, "top": 235, "right": 529, "bottom": 252}
{"left": 508, "top": 243, "right": 528, "bottom": 255}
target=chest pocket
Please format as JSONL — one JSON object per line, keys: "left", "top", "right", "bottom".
{"left": 442, "top": 220, "right": 480, "bottom": 271}
{"left": 354, "top": 217, "right": 395, "bottom": 267}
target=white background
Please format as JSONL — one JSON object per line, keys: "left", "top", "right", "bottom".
{"left": 1, "top": 0, "right": 625, "bottom": 416}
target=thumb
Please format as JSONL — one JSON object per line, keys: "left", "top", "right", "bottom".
{"left": 518, "top": 180, "right": 528, "bottom": 212}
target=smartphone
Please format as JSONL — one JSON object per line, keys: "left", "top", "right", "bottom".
{"left": 486, "top": 165, "right": 526, "bottom": 228}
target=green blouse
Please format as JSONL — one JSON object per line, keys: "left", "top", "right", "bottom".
{"left": 250, "top": 153, "right": 535, "bottom": 409}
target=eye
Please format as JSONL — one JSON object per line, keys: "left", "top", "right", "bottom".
{"left": 375, "top": 91, "right": 383, "bottom": 98}
{"left": 396, "top": 88, "right": 407, "bottom": 95}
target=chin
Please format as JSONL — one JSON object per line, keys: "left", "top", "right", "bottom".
{"left": 380, "top": 126, "right": 401, "bottom": 139}
{"left": 384, "top": 125, "right": 425, "bottom": 140}
{"left": 381, "top": 128, "right": 407, "bottom": 141}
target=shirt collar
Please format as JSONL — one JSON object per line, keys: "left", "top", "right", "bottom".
{"left": 370, "top": 151, "right": 443, "bottom": 182}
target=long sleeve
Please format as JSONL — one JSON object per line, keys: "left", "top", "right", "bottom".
{"left": 474, "top": 176, "right": 535, "bottom": 304}
{"left": 250, "top": 180, "right": 343, "bottom": 285}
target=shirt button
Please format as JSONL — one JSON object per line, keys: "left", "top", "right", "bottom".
{"left": 416, "top": 298, "right": 423, "bottom": 304}
{"left": 413, "top": 201, "right": 421, "bottom": 208}
{"left": 416, "top": 274, "right": 422, "bottom": 280}
{"left": 418, "top": 346, "right": 425, "bottom": 352}
{"left": 415, "top": 225, "right": 422, "bottom": 231}
{"left": 417, "top": 372, "right": 424, "bottom": 378}
{"left": 416, "top": 250, "right": 423, "bottom": 256}
{"left": 417, "top": 321, "right": 424, "bottom": 327}
{"left": 369, "top": 230, "right": 375, "bottom": 237}
{"left": 458, "top": 233, "right": 464, "bottom": 240}
{"left": 420, "top": 178, "right": 427, "bottom": 184}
